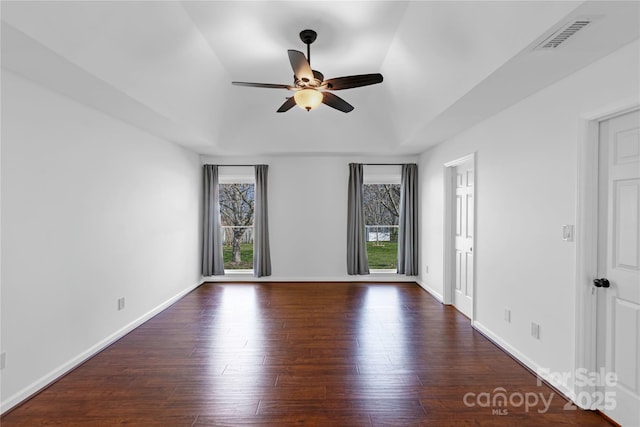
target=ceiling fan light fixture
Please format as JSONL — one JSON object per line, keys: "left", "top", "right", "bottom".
{"left": 294, "top": 88, "right": 323, "bottom": 111}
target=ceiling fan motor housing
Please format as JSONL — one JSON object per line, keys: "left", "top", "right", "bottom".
{"left": 294, "top": 70, "right": 324, "bottom": 87}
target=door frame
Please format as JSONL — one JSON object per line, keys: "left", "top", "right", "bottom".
{"left": 575, "top": 102, "right": 639, "bottom": 409}
{"left": 443, "top": 152, "right": 476, "bottom": 321}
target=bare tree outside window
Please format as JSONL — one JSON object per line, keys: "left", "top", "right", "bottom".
{"left": 219, "top": 183, "right": 254, "bottom": 269}
{"left": 363, "top": 184, "right": 400, "bottom": 269}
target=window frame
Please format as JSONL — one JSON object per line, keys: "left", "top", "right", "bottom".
{"left": 218, "top": 167, "right": 255, "bottom": 274}
{"left": 363, "top": 165, "right": 402, "bottom": 274}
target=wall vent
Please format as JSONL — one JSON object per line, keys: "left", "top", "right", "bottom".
{"left": 535, "top": 18, "right": 594, "bottom": 50}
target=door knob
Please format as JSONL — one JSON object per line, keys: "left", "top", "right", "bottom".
{"left": 593, "top": 278, "right": 610, "bottom": 288}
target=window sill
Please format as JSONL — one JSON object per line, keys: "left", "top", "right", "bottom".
{"left": 224, "top": 269, "right": 254, "bottom": 275}
{"left": 369, "top": 269, "right": 398, "bottom": 275}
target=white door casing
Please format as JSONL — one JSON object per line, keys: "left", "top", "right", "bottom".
{"left": 597, "top": 109, "right": 640, "bottom": 427}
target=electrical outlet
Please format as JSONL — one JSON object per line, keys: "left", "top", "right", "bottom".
{"left": 425, "top": 265, "right": 429, "bottom": 274}
{"left": 504, "top": 309, "right": 511, "bottom": 323}
{"left": 531, "top": 322, "right": 540, "bottom": 339}
{"left": 117, "top": 297, "right": 125, "bottom": 311}
{"left": 1, "top": 352, "right": 6, "bottom": 370}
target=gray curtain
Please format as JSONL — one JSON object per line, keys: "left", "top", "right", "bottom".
{"left": 347, "top": 163, "right": 369, "bottom": 275}
{"left": 202, "top": 165, "right": 225, "bottom": 276}
{"left": 398, "top": 163, "right": 418, "bottom": 275}
{"left": 253, "top": 164, "right": 272, "bottom": 277}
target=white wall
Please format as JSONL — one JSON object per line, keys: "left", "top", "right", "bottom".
{"left": 201, "top": 155, "right": 417, "bottom": 281}
{"left": 0, "top": 71, "right": 203, "bottom": 412}
{"left": 418, "top": 40, "right": 639, "bottom": 397}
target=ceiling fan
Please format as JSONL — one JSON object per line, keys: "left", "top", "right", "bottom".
{"left": 232, "top": 29, "right": 383, "bottom": 113}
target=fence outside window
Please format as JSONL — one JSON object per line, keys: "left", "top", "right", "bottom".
{"left": 365, "top": 225, "right": 399, "bottom": 243}
{"left": 221, "top": 226, "right": 254, "bottom": 245}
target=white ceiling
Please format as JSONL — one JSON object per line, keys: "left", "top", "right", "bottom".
{"left": 2, "top": 1, "right": 639, "bottom": 156}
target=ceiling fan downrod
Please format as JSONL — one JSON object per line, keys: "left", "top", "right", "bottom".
{"left": 299, "top": 29, "right": 317, "bottom": 65}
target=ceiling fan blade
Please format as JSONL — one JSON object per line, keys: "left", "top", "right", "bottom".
{"left": 276, "top": 97, "right": 297, "bottom": 113}
{"left": 232, "top": 81, "right": 293, "bottom": 89}
{"left": 288, "top": 50, "right": 314, "bottom": 83}
{"left": 322, "top": 92, "right": 354, "bottom": 113}
{"left": 323, "top": 73, "right": 383, "bottom": 90}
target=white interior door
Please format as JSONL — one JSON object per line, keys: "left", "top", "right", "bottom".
{"left": 597, "top": 109, "right": 640, "bottom": 427}
{"left": 453, "top": 160, "right": 474, "bottom": 318}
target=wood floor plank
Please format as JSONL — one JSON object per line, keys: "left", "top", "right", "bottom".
{"left": 1, "top": 282, "right": 612, "bottom": 426}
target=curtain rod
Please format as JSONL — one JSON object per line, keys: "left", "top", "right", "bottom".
{"left": 361, "top": 163, "right": 415, "bottom": 166}
{"left": 207, "top": 163, "right": 412, "bottom": 166}
{"left": 205, "top": 164, "right": 258, "bottom": 167}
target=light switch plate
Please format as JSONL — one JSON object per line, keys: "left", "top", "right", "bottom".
{"left": 562, "top": 225, "right": 574, "bottom": 241}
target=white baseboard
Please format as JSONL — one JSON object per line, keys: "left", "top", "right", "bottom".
{"left": 203, "top": 274, "right": 419, "bottom": 283}
{"left": 472, "top": 321, "right": 575, "bottom": 402}
{"left": 415, "top": 279, "right": 444, "bottom": 303}
{"left": 0, "top": 279, "right": 204, "bottom": 415}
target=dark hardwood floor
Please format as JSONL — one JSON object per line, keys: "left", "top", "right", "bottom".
{"left": 2, "top": 282, "right": 611, "bottom": 426}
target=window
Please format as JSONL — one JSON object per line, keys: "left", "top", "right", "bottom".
{"left": 363, "top": 166, "right": 401, "bottom": 272}
{"left": 218, "top": 167, "right": 254, "bottom": 271}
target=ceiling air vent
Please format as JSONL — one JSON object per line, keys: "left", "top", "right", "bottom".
{"left": 535, "top": 18, "right": 594, "bottom": 50}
